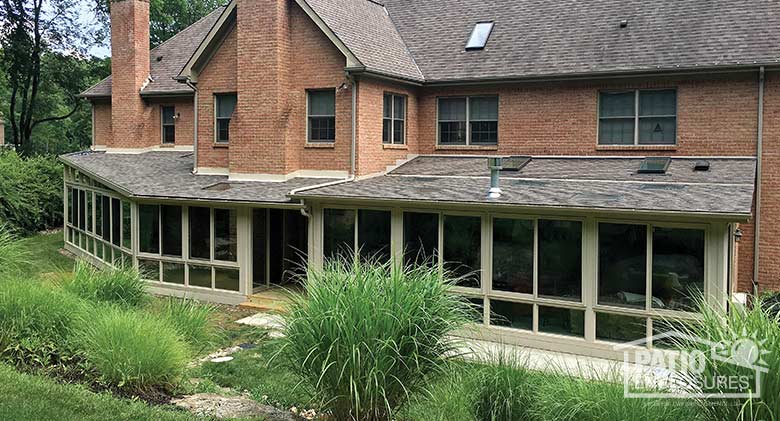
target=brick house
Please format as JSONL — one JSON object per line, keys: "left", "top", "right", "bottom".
{"left": 62, "top": 0, "right": 780, "bottom": 358}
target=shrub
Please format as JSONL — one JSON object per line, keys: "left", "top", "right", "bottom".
{"left": 0, "top": 151, "right": 62, "bottom": 235}
{"left": 64, "top": 260, "right": 147, "bottom": 307}
{"left": 668, "top": 296, "right": 780, "bottom": 420}
{"left": 0, "top": 279, "right": 88, "bottom": 368}
{"left": 153, "top": 297, "right": 217, "bottom": 353}
{"left": 75, "top": 306, "right": 188, "bottom": 392}
{"left": 0, "top": 224, "right": 29, "bottom": 278}
{"left": 277, "top": 258, "right": 472, "bottom": 420}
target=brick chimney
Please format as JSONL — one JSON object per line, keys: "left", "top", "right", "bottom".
{"left": 110, "top": 0, "right": 151, "bottom": 149}
{"left": 231, "top": 0, "right": 291, "bottom": 176}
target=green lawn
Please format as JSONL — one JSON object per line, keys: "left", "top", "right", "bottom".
{"left": 0, "top": 364, "right": 196, "bottom": 421}
{"left": 17, "top": 230, "right": 74, "bottom": 278}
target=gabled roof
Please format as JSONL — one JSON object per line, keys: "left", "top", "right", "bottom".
{"left": 80, "top": 7, "right": 226, "bottom": 98}
{"left": 294, "top": 156, "right": 757, "bottom": 218}
{"left": 382, "top": 0, "right": 780, "bottom": 83}
{"left": 84, "top": 0, "right": 780, "bottom": 97}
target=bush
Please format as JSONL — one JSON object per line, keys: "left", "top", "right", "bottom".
{"left": 277, "top": 258, "right": 472, "bottom": 420}
{"left": 64, "top": 260, "right": 147, "bottom": 307}
{"left": 0, "top": 279, "right": 88, "bottom": 368}
{"left": 0, "top": 151, "right": 62, "bottom": 235}
{"left": 668, "top": 296, "right": 780, "bottom": 420}
{"left": 75, "top": 306, "right": 188, "bottom": 393}
{"left": 0, "top": 224, "right": 29, "bottom": 278}
{"left": 152, "top": 297, "right": 217, "bottom": 353}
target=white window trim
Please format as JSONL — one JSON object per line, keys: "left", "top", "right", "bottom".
{"left": 597, "top": 88, "right": 678, "bottom": 146}
{"left": 214, "top": 93, "right": 236, "bottom": 144}
{"left": 436, "top": 95, "right": 499, "bottom": 146}
{"left": 161, "top": 106, "right": 176, "bottom": 145}
{"left": 383, "top": 93, "right": 407, "bottom": 145}
{"left": 306, "top": 88, "right": 337, "bottom": 143}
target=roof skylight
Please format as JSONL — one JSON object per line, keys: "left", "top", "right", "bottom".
{"left": 638, "top": 157, "right": 671, "bottom": 174}
{"left": 466, "top": 21, "right": 494, "bottom": 50}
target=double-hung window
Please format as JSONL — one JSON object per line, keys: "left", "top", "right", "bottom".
{"left": 438, "top": 96, "right": 498, "bottom": 145}
{"left": 598, "top": 89, "right": 677, "bottom": 145}
{"left": 215, "top": 93, "right": 237, "bottom": 144}
{"left": 161, "top": 106, "right": 176, "bottom": 144}
{"left": 307, "top": 89, "right": 336, "bottom": 142}
{"left": 383, "top": 93, "right": 406, "bottom": 145}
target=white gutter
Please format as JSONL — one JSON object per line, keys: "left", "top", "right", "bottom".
{"left": 753, "top": 66, "right": 765, "bottom": 296}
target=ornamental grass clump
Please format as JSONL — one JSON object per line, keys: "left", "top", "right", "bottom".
{"left": 277, "top": 257, "right": 473, "bottom": 420}
{"left": 473, "top": 351, "right": 536, "bottom": 421}
{"left": 152, "top": 297, "right": 218, "bottom": 353}
{"left": 75, "top": 306, "right": 189, "bottom": 393}
{"left": 0, "top": 224, "right": 29, "bottom": 278}
{"left": 64, "top": 260, "right": 147, "bottom": 307}
{"left": 664, "top": 295, "right": 780, "bottom": 420}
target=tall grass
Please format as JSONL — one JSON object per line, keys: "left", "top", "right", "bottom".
{"left": 64, "top": 260, "right": 147, "bottom": 307}
{"left": 152, "top": 297, "right": 217, "bottom": 353}
{"left": 75, "top": 306, "right": 188, "bottom": 393}
{"left": 0, "top": 224, "right": 29, "bottom": 278}
{"left": 666, "top": 296, "right": 780, "bottom": 420}
{"left": 0, "top": 279, "right": 88, "bottom": 367}
{"left": 473, "top": 351, "right": 537, "bottom": 421}
{"left": 277, "top": 257, "right": 472, "bottom": 420}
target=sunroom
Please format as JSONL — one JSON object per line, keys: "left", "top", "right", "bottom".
{"left": 294, "top": 155, "right": 756, "bottom": 358}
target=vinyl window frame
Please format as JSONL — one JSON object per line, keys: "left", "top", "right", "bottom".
{"left": 436, "top": 95, "right": 499, "bottom": 146}
{"left": 382, "top": 93, "right": 407, "bottom": 145}
{"left": 214, "top": 93, "right": 237, "bottom": 144}
{"left": 161, "top": 106, "right": 176, "bottom": 144}
{"left": 306, "top": 88, "right": 337, "bottom": 143}
{"left": 597, "top": 88, "right": 678, "bottom": 146}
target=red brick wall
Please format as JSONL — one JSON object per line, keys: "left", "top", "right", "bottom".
{"left": 196, "top": 24, "right": 237, "bottom": 170}
{"left": 145, "top": 99, "right": 194, "bottom": 146}
{"left": 416, "top": 73, "right": 758, "bottom": 156}
{"left": 355, "top": 78, "right": 420, "bottom": 175}
{"left": 92, "top": 100, "right": 112, "bottom": 147}
{"left": 109, "top": 0, "right": 152, "bottom": 149}
{"left": 757, "top": 72, "right": 780, "bottom": 293}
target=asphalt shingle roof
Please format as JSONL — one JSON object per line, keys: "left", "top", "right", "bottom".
{"left": 381, "top": 0, "right": 780, "bottom": 82}
{"left": 83, "top": 0, "right": 780, "bottom": 92}
{"left": 295, "top": 156, "right": 756, "bottom": 217}
{"left": 81, "top": 7, "right": 226, "bottom": 98}
{"left": 61, "top": 151, "right": 337, "bottom": 203}
{"left": 303, "top": 0, "right": 423, "bottom": 81}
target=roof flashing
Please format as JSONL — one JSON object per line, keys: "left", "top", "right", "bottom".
{"left": 465, "top": 21, "right": 494, "bottom": 51}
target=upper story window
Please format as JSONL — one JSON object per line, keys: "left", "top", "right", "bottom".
{"left": 161, "top": 106, "right": 176, "bottom": 144}
{"left": 215, "top": 93, "right": 237, "bottom": 144}
{"left": 438, "top": 96, "right": 498, "bottom": 146}
{"left": 307, "top": 89, "right": 336, "bottom": 143}
{"left": 598, "top": 89, "right": 677, "bottom": 146}
{"left": 383, "top": 93, "right": 406, "bottom": 145}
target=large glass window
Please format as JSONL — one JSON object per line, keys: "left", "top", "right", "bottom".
{"left": 538, "top": 306, "right": 585, "bottom": 337}
{"left": 490, "top": 300, "right": 533, "bottom": 330}
{"left": 189, "top": 265, "right": 212, "bottom": 288}
{"left": 67, "top": 187, "right": 74, "bottom": 224}
{"left": 598, "top": 223, "right": 647, "bottom": 308}
{"left": 492, "top": 218, "right": 533, "bottom": 294}
{"left": 383, "top": 93, "right": 406, "bottom": 145}
{"left": 86, "top": 193, "right": 93, "bottom": 233}
{"left": 122, "top": 201, "right": 131, "bottom": 249}
{"left": 78, "top": 190, "right": 86, "bottom": 230}
{"left": 161, "top": 205, "right": 182, "bottom": 257}
{"left": 252, "top": 209, "right": 267, "bottom": 286}
{"left": 438, "top": 96, "right": 498, "bottom": 145}
{"left": 323, "top": 209, "right": 355, "bottom": 260}
{"left": 308, "top": 89, "right": 336, "bottom": 142}
{"left": 537, "top": 220, "right": 582, "bottom": 300}
{"left": 214, "top": 209, "right": 237, "bottom": 262}
{"left": 111, "top": 198, "right": 121, "bottom": 247}
{"left": 599, "top": 89, "right": 676, "bottom": 145}
{"left": 215, "top": 93, "right": 237, "bottom": 144}
{"left": 162, "top": 106, "right": 176, "bottom": 144}
{"left": 190, "top": 206, "right": 211, "bottom": 260}
{"left": 139, "top": 204, "right": 160, "bottom": 254}
{"left": 443, "top": 215, "right": 481, "bottom": 288}
{"left": 652, "top": 227, "right": 705, "bottom": 311}
{"left": 357, "top": 210, "right": 391, "bottom": 262}
{"left": 95, "top": 194, "right": 103, "bottom": 237}
{"left": 596, "top": 313, "right": 647, "bottom": 343}
{"left": 403, "top": 212, "right": 439, "bottom": 267}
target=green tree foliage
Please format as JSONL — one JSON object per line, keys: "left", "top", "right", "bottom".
{"left": 0, "top": 150, "right": 63, "bottom": 234}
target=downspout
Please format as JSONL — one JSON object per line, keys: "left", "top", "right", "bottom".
{"left": 753, "top": 66, "right": 765, "bottom": 297}
{"left": 184, "top": 78, "right": 199, "bottom": 174}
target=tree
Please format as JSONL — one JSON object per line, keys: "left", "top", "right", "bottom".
{"left": 93, "top": 0, "right": 225, "bottom": 47}
{"left": 0, "top": 0, "right": 93, "bottom": 155}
